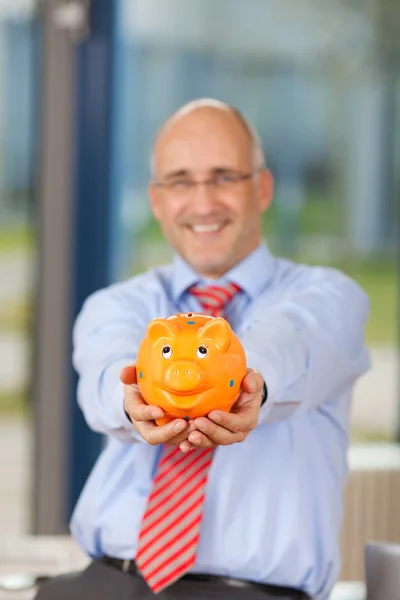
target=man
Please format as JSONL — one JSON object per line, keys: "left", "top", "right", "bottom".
{"left": 36, "top": 99, "right": 370, "bottom": 600}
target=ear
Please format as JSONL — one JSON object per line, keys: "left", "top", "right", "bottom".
{"left": 147, "top": 319, "right": 177, "bottom": 343}
{"left": 257, "top": 168, "right": 274, "bottom": 212}
{"left": 198, "top": 318, "right": 232, "bottom": 352}
{"left": 148, "top": 183, "right": 161, "bottom": 221}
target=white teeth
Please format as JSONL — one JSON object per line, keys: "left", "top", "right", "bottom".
{"left": 191, "top": 224, "right": 221, "bottom": 233}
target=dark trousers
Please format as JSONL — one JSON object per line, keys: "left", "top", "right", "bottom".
{"left": 34, "top": 559, "right": 310, "bottom": 600}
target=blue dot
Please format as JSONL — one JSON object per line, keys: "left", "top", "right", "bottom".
{"left": 229, "top": 379, "right": 234, "bottom": 387}
{"left": 139, "top": 371, "right": 143, "bottom": 379}
{"left": 187, "top": 321, "right": 195, "bottom": 324}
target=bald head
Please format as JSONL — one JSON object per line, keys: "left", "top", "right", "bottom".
{"left": 151, "top": 99, "right": 265, "bottom": 178}
{"left": 148, "top": 98, "right": 273, "bottom": 278}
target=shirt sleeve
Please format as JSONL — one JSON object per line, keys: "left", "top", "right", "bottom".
{"left": 72, "top": 283, "right": 150, "bottom": 443}
{"left": 241, "top": 266, "right": 371, "bottom": 424}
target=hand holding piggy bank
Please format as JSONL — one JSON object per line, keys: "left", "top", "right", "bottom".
{"left": 136, "top": 313, "right": 247, "bottom": 426}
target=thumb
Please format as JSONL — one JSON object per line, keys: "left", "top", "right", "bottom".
{"left": 241, "top": 369, "right": 263, "bottom": 395}
{"left": 120, "top": 365, "right": 137, "bottom": 385}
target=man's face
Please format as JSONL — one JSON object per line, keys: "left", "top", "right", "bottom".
{"left": 149, "top": 107, "right": 273, "bottom": 278}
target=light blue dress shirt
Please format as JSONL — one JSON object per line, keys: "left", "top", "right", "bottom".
{"left": 71, "top": 242, "right": 370, "bottom": 600}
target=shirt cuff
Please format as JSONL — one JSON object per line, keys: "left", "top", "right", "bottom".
{"left": 261, "top": 381, "right": 268, "bottom": 405}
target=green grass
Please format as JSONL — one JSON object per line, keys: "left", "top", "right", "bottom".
{"left": 0, "top": 298, "right": 32, "bottom": 331}
{"left": 262, "top": 193, "right": 342, "bottom": 238}
{"left": 0, "top": 225, "right": 34, "bottom": 253}
{"left": 0, "top": 390, "right": 27, "bottom": 416}
{"left": 340, "top": 259, "right": 398, "bottom": 345}
{"left": 350, "top": 429, "right": 397, "bottom": 443}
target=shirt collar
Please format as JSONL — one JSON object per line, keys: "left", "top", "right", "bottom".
{"left": 172, "top": 241, "right": 275, "bottom": 302}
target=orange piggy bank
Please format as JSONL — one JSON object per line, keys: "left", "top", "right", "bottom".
{"left": 136, "top": 313, "right": 247, "bottom": 426}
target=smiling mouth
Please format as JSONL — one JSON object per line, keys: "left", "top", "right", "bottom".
{"left": 186, "top": 222, "right": 228, "bottom": 234}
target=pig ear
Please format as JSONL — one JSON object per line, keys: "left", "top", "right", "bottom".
{"left": 147, "top": 319, "right": 177, "bottom": 343}
{"left": 198, "top": 318, "right": 232, "bottom": 352}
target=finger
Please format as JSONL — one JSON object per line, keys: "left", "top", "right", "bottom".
{"left": 136, "top": 418, "right": 188, "bottom": 446}
{"left": 120, "top": 365, "right": 137, "bottom": 385}
{"left": 241, "top": 369, "right": 264, "bottom": 395}
{"left": 187, "top": 430, "right": 217, "bottom": 449}
{"left": 165, "top": 420, "right": 197, "bottom": 447}
{"left": 231, "top": 372, "right": 264, "bottom": 414}
{"left": 207, "top": 409, "right": 253, "bottom": 434}
{"left": 124, "top": 385, "right": 164, "bottom": 422}
{"left": 207, "top": 371, "right": 263, "bottom": 431}
{"left": 179, "top": 440, "right": 198, "bottom": 453}
{"left": 191, "top": 417, "right": 246, "bottom": 446}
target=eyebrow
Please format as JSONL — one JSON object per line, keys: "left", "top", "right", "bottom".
{"left": 212, "top": 167, "right": 239, "bottom": 174}
{"left": 162, "top": 166, "right": 240, "bottom": 180}
{"left": 163, "top": 169, "right": 189, "bottom": 180}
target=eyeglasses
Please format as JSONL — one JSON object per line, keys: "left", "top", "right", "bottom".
{"left": 154, "top": 171, "right": 258, "bottom": 196}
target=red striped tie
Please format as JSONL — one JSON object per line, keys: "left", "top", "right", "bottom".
{"left": 135, "top": 282, "right": 241, "bottom": 593}
{"left": 188, "top": 282, "right": 241, "bottom": 318}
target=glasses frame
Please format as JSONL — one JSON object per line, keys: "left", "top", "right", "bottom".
{"left": 153, "top": 169, "right": 261, "bottom": 195}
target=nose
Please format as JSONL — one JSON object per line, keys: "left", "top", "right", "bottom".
{"left": 191, "top": 181, "right": 218, "bottom": 210}
{"left": 164, "top": 361, "right": 203, "bottom": 392}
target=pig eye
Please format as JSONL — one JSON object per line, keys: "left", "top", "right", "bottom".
{"left": 162, "top": 345, "right": 172, "bottom": 359}
{"left": 196, "top": 346, "right": 208, "bottom": 359}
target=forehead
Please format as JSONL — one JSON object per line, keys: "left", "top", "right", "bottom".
{"left": 154, "top": 108, "right": 253, "bottom": 176}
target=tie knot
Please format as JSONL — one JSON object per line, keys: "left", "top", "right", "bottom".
{"left": 188, "top": 282, "right": 241, "bottom": 318}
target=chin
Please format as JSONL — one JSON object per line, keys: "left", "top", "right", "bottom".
{"left": 187, "top": 245, "right": 228, "bottom": 267}
{"left": 191, "top": 256, "right": 229, "bottom": 276}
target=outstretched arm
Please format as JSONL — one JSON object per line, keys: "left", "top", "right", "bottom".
{"left": 72, "top": 286, "right": 149, "bottom": 443}
{"left": 244, "top": 266, "right": 370, "bottom": 423}
{"left": 182, "top": 267, "right": 370, "bottom": 450}
{"left": 73, "top": 285, "right": 193, "bottom": 444}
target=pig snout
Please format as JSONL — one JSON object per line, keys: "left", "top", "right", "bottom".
{"left": 163, "top": 361, "right": 205, "bottom": 392}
